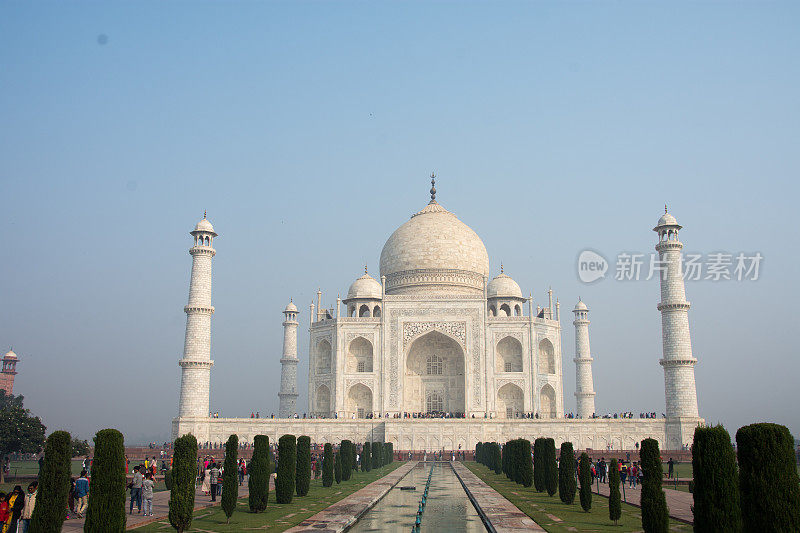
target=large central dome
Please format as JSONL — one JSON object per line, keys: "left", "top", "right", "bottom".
{"left": 379, "top": 199, "right": 490, "bottom": 295}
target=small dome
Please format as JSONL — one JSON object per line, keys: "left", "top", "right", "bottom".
{"left": 347, "top": 273, "right": 382, "bottom": 300}
{"left": 574, "top": 299, "right": 588, "bottom": 311}
{"left": 487, "top": 273, "right": 523, "bottom": 299}
{"left": 285, "top": 300, "right": 298, "bottom": 312}
{"left": 193, "top": 216, "right": 216, "bottom": 235}
{"left": 657, "top": 212, "right": 677, "bottom": 226}
{"left": 4, "top": 349, "right": 17, "bottom": 360}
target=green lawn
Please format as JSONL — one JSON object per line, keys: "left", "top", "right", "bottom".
{"left": 465, "top": 462, "right": 691, "bottom": 533}
{"left": 135, "top": 462, "right": 404, "bottom": 532}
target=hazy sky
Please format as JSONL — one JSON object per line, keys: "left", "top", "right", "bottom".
{"left": 1, "top": 2, "right": 798, "bottom": 445}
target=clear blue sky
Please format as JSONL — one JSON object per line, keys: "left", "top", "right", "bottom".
{"left": 1, "top": 2, "right": 798, "bottom": 444}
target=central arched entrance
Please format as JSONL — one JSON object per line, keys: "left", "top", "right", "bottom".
{"left": 405, "top": 330, "right": 465, "bottom": 415}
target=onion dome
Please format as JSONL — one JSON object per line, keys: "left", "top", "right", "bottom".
{"left": 573, "top": 299, "right": 588, "bottom": 311}
{"left": 285, "top": 300, "right": 298, "bottom": 312}
{"left": 487, "top": 272, "right": 523, "bottom": 299}
{"left": 346, "top": 273, "right": 382, "bottom": 300}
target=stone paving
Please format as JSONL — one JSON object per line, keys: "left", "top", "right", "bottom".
{"left": 61, "top": 480, "right": 256, "bottom": 531}
{"left": 592, "top": 480, "right": 693, "bottom": 524}
{"left": 285, "top": 461, "right": 417, "bottom": 533}
{"left": 451, "top": 461, "right": 545, "bottom": 532}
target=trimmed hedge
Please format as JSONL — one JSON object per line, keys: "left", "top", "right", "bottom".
{"left": 519, "top": 439, "right": 533, "bottom": 488}
{"left": 222, "top": 434, "right": 239, "bottom": 523}
{"left": 558, "top": 442, "right": 576, "bottom": 504}
{"left": 362, "top": 442, "right": 371, "bottom": 472}
{"left": 736, "top": 423, "right": 800, "bottom": 532}
{"left": 296, "top": 436, "right": 311, "bottom": 496}
{"left": 29, "top": 430, "right": 72, "bottom": 532}
{"left": 608, "top": 459, "right": 621, "bottom": 525}
{"left": 248, "top": 435, "right": 270, "bottom": 512}
{"left": 276, "top": 434, "right": 296, "bottom": 504}
{"left": 533, "top": 438, "right": 546, "bottom": 492}
{"left": 691, "top": 425, "right": 740, "bottom": 532}
{"left": 85, "top": 428, "right": 126, "bottom": 532}
{"left": 339, "top": 440, "right": 352, "bottom": 481}
{"left": 476, "top": 442, "right": 484, "bottom": 465}
{"left": 322, "top": 443, "right": 334, "bottom": 487}
{"left": 579, "top": 452, "right": 592, "bottom": 512}
{"left": 491, "top": 442, "right": 502, "bottom": 474}
{"left": 372, "top": 441, "right": 382, "bottom": 470}
{"left": 168, "top": 433, "right": 198, "bottom": 533}
{"left": 544, "top": 438, "right": 558, "bottom": 497}
{"left": 334, "top": 451, "right": 342, "bottom": 484}
{"left": 640, "top": 438, "right": 668, "bottom": 533}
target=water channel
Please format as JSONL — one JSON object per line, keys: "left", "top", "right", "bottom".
{"left": 348, "top": 462, "right": 486, "bottom": 532}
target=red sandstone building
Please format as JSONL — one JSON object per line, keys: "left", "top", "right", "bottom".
{"left": 0, "top": 349, "right": 19, "bottom": 394}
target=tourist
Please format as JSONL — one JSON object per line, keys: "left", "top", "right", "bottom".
{"left": 667, "top": 457, "right": 674, "bottom": 479}
{"left": 209, "top": 462, "right": 220, "bottom": 501}
{"left": 3, "top": 486, "right": 24, "bottom": 533}
{"left": 629, "top": 463, "right": 638, "bottom": 488}
{"left": 142, "top": 473, "right": 155, "bottom": 516}
{"left": 0, "top": 494, "right": 7, "bottom": 530}
{"left": 74, "top": 471, "right": 90, "bottom": 518}
{"left": 200, "top": 463, "right": 211, "bottom": 495}
{"left": 129, "top": 465, "right": 144, "bottom": 514}
{"left": 18, "top": 482, "right": 37, "bottom": 533}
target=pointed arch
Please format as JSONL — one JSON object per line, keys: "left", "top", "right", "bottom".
{"left": 346, "top": 383, "right": 373, "bottom": 418}
{"left": 538, "top": 338, "right": 555, "bottom": 374}
{"left": 539, "top": 383, "right": 556, "bottom": 419}
{"left": 346, "top": 336, "right": 373, "bottom": 373}
{"left": 315, "top": 384, "right": 331, "bottom": 416}
{"left": 316, "top": 339, "right": 332, "bottom": 374}
{"left": 496, "top": 336, "right": 523, "bottom": 373}
{"left": 497, "top": 383, "right": 523, "bottom": 419}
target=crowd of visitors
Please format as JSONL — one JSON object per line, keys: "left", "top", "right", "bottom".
{"left": 0, "top": 482, "right": 37, "bottom": 533}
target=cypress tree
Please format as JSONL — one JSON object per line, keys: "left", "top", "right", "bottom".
{"left": 691, "top": 425, "right": 741, "bottom": 532}
{"left": 350, "top": 441, "right": 358, "bottom": 472}
{"left": 372, "top": 441, "right": 381, "bottom": 470}
{"left": 168, "top": 433, "right": 198, "bottom": 533}
{"left": 501, "top": 441, "right": 508, "bottom": 477}
{"left": 558, "top": 442, "right": 577, "bottom": 504}
{"left": 248, "top": 435, "right": 270, "bottom": 512}
{"left": 608, "top": 459, "right": 621, "bottom": 525}
{"left": 275, "top": 434, "right": 296, "bottom": 504}
{"left": 165, "top": 468, "right": 173, "bottom": 491}
{"left": 544, "top": 438, "right": 558, "bottom": 496}
{"left": 492, "top": 443, "right": 502, "bottom": 475}
{"left": 387, "top": 442, "right": 393, "bottom": 464}
{"left": 519, "top": 439, "right": 533, "bottom": 488}
{"left": 476, "top": 442, "right": 483, "bottom": 465}
{"left": 533, "top": 438, "right": 546, "bottom": 492}
{"left": 579, "top": 452, "right": 592, "bottom": 512}
{"left": 296, "top": 436, "right": 311, "bottom": 496}
{"left": 29, "top": 430, "right": 71, "bottom": 532}
{"left": 362, "top": 442, "right": 371, "bottom": 472}
{"left": 334, "top": 451, "right": 342, "bottom": 484}
{"left": 85, "top": 428, "right": 126, "bottom": 532}
{"left": 511, "top": 440, "right": 522, "bottom": 484}
{"left": 736, "top": 423, "right": 800, "bottom": 532}
{"left": 221, "top": 434, "right": 239, "bottom": 524}
{"left": 640, "top": 438, "right": 669, "bottom": 533}
{"left": 322, "top": 443, "right": 334, "bottom": 487}
{"left": 339, "top": 440, "right": 352, "bottom": 481}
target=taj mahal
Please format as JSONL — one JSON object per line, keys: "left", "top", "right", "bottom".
{"left": 172, "top": 177, "right": 704, "bottom": 451}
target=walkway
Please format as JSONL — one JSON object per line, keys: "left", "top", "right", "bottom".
{"left": 285, "top": 461, "right": 417, "bottom": 533}
{"left": 452, "top": 461, "right": 545, "bottom": 532}
{"left": 592, "top": 481, "right": 693, "bottom": 524}
{"left": 61, "top": 481, "right": 255, "bottom": 531}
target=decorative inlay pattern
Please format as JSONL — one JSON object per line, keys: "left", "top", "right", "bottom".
{"left": 345, "top": 378, "right": 375, "bottom": 392}
{"left": 403, "top": 322, "right": 466, "bottom": 349}
{"left": 345, "top": 332, "right": 375, "bottom": 345}
{"left": 494, "top": 331, "right": 523, "bottom": 344}
{"left": 495, "top": 377, "right": 525, "bottom": 390}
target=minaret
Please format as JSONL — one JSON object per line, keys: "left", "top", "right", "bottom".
{"left": 178, "top": 214, "right": 217, "bottom": 418}
{"left": 654, "top": 206, "right": 699, "bottom": 419}
{"left": 278, "top": 300, "right": 299, "bottom": 418}
{"left": 0, "top": 349, "right": 19, "bottom": 394}
{"left": 572, "top": 300, "right": 596, "bottom": 418}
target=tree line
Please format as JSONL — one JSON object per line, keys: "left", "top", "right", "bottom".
{"left": 28, "top": 428, "right": 396, "bottom": 532}
{"left": 475, "top": 422, "right": 800, "bottom": 532}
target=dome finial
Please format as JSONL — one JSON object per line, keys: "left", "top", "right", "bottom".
{"left": 429, "top": 172, "right": 437, "bottom": 204}
{"left": 665, "top": 204, "right": 668, "bottom": 214}
{"left": 500, "top": 262, "right": 504, "bottom": 274}
{"left": 365, "top": 263, "right": 368, "bottom": 274}
{"left": 203, "top": 210, "right": 207, "bottom": 219}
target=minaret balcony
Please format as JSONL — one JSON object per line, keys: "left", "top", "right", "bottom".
{"left": 178, "top": 359, "right": 214, "bottom": 368}
{"left": 656, "top": 301, "right": 690, "bottom": 311}
{"left": 184, "top": 305, "right": 215, "bottom": 314}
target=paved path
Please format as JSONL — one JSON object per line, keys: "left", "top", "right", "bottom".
{"left": 592, "top": 481, "right": 693, "bottom": 524}
{"left": 62, "top": 481, "right": 256, "bottom": 531}
{"left": 452, "top": 461, "right": 545, "bottom": 532}
{"left": 286, "top": 462, "right": 417, "bottom": 533}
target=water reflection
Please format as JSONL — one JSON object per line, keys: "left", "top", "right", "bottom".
{"left": 348, "top": 462, "right": 486, "bottom": 532}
